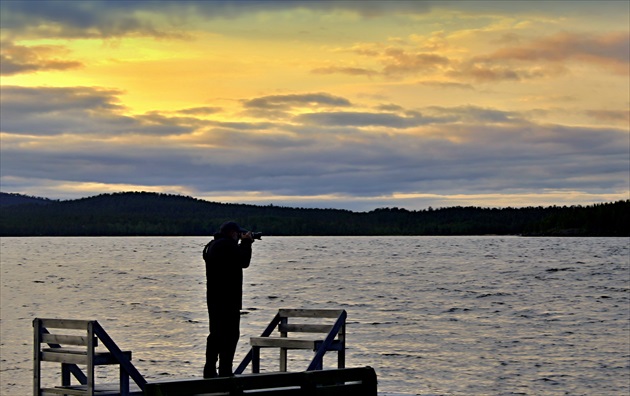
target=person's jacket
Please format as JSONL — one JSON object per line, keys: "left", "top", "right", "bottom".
{"left": 204, "top": 232, "right": 252, "bottom": 311}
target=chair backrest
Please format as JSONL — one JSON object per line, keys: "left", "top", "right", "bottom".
{"left": 34, "top": 319, "right": 97, "bottom": 395}
{"left": 277, "top": 309, "right": 346, "bottom": 339}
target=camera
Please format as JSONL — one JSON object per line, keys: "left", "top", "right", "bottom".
{"left": 241, "top": 231, "right": 263, "bottom": 240}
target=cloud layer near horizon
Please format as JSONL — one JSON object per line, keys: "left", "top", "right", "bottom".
{"left": 1, "top": 1, "right": 628, "bottom": 210}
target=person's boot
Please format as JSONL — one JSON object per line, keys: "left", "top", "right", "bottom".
{"left": 203, "top": 363, "right": 218, "bottom": 378}
{"left": 218, "top": 363, "right": 234, "bottom": 377}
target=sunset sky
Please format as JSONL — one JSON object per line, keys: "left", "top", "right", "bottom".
{"left": 1, "top": 0, "right": 628, "bottom": 211}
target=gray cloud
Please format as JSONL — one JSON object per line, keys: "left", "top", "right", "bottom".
{"left": 3, "top": 1, "right": 621, "bottom": 41}
{"left": 428, "top": 106, "right": 524, "bottom": 124}
{"left": 1, "top": 87, "right": 628, "bottom": 210}
{"left": 3, "top": 116, "right": 626, "bottom": 201}
{"left": 0, "top": 86, "right": 197, "bottom": 136}
{"left": 242, "top": 93, "right": 352, "bottom": 119}
{"left": 0, "top": 1, "right": 432, "bottom": 40}
{"left": 0, "top": 1, "right": 189, "bottom": 39}
{"left": 1, "top": 85, "right": 125, "bottom": 113}
{"left": 295, "top": 111, "right": 428, "bottom": 128}
{"left": 243, "top": 93, "right": 352, "bottom": 110}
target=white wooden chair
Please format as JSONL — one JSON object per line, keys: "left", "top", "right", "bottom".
{"left": 236, "top": 309, "right": 346, "bottom": 374}
{"left": 33, "top": 318, "right": 146, "bottom": 396}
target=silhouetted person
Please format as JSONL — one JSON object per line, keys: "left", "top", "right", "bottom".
{"left": 203, "top": 221, "right": 254, "bottom": 377}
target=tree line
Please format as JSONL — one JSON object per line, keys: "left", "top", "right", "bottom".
{"left": 0, "top": 192, "right": 628, "bottom": 236}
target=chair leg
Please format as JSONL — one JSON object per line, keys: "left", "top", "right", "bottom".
{"left": 252, "top": 347, "right": 260, "bottom": 373}
{"left": 316, "top": 356, "right": 323, "bottom": 370}
{"left": 338, "top": 349, "right": 345, "bottom": 369}
{"left": 87, "top": 364, "right": 95, "bottom": 396}
{"left": 62, "top": 363, "right": 71, "bottom": 386}
{"left": 34, "top": 320, "right": 41, "bottom": 396}
{"left": 120, "top": 365, "right": 129, "bottom": 396}
{"left": 280, "top": 348, "right": 287, "bottom": 372}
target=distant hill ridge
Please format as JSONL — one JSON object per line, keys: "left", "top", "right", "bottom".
{"left": 0, "top": 191, "right": 628, "bottom": 236}
{"left": 0, "top": 192, "right": 56, "bottom": 207}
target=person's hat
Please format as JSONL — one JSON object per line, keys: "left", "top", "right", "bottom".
{"left": 220, "top": 221, "right": 247, "bottom": 234}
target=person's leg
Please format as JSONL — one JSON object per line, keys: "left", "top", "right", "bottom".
{"left": 204, "top": 311, "right": 219, "bottom": 378}
{"left": 218, "top": 310, "right": 241, "bottom": 377}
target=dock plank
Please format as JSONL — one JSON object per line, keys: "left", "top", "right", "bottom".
{"left": 41, "top": 383, "right": 142, "bottom": 396}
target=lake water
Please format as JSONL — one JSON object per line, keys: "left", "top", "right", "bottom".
{"left": 1, "top": 236, "right": 628, "bottom": 395}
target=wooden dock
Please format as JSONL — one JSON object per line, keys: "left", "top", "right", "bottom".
{"left": 33, "top": 309, "right": 377, "bottom": 396}
{"left": 35, "top": 368, "right": 377, "bottom": 396}
{"left": 37, "top": 383, "right": 143, "bottom": 396}
{"left": 145, "top": 367, "right": 377, "bottom": 395}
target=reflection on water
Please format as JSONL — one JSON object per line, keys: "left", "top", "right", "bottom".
{"left": 1, "top": 236, "right": 628, "bottom": 395}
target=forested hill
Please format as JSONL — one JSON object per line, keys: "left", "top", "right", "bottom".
{"left": 0, "top": 192, "right": 56, "bottom": 207}
{"left": 0, "top": 192, "right": 628, "bottom": 236}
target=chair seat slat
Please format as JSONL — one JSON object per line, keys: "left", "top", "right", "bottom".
{"left": 279, "top": 324, "right": 333, "bottom": 333}
{"left": 42, "top": 334, "right": 97, "bottom": 346}
{"left": 42, "top": 348, "right": 132, "bottom": 365}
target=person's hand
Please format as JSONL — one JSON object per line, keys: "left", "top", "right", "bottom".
{"left": 240, "top": 231, "right": 253, "bottom": 241}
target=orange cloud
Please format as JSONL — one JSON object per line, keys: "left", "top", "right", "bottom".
{"left": 381, "top": 48, "right": 450, "bottom": 76}
{"left": 311, "top": 66, "right": 378, "bottom": 77}
{"left": 312, "top": 43, "right": 451, "bottom": 78}
{"left": 0, "top": 41, "right": 83, "bottom": 75}
{"left": 478, "top": 31, "right": 629, "bottom": 75}
{"left": 585, "top": 109, "right": 630, "bottom": 124}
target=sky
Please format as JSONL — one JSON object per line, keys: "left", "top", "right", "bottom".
{"left": 1, "top": 0, "right": 628, "bottom": 211}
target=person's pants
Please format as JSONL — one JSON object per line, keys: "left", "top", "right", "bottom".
{"left": 204, "top": 309, "right": 240, "bottom": 377}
